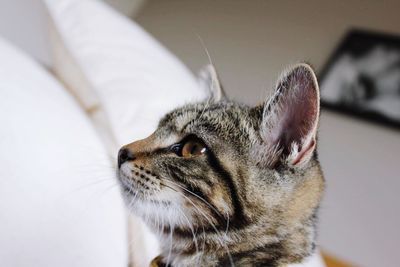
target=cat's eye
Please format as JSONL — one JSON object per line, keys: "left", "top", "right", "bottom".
{"left": 171, "top": 136, "right": 207, "bottom": 158}
{"left": 181, "top": 140, "right": 207, "bottom": 157}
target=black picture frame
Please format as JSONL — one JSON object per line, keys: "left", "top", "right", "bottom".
{"left": 319, "top": 29, "right": 400, "bottom": 130}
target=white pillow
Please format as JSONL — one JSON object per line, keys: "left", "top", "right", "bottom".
{"left": 44, "top": 0, "right": 208, "bottom": 149}
{"left": 0, "top": 37, "right": 127, "bottom": 267}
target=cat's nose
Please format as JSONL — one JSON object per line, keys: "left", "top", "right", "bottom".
{"left": 118, "top": 148, "right": 135, "bottom": 168}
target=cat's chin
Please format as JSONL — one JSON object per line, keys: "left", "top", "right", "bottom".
{"left": 127, "top": 197, "right": 193, "bottom": 231}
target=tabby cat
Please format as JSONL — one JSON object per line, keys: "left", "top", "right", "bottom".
{"left": 117, "top": 63, "right": 324, "bottom": 267}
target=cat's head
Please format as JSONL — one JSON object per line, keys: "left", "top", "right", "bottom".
{"left": 117, "top": 63, "right": 324, "bottom": 241}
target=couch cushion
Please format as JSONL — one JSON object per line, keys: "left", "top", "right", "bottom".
{"left": 0, "top": 37, "right": 127, "bottom": 267}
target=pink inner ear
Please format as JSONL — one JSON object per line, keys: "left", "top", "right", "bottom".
{"left": 291, "top": 139, "right": 315, "bottom": 165}
{"left": 268, "top": 66, "right": 319, "bottom": 158}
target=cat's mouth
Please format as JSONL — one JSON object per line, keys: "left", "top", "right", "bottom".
{"left": 117, "top": 163, "right": 190, "bottom": 229}
{"left": 118, "top": 171, "right": 138, "bottom": 193}
{"left": 119, "top": 163, "right": 158, "bottom": 190}
{"left": 117, "top": 163, "right": 179, "bottom": 206}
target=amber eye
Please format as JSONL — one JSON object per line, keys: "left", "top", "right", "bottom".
{"left": 181, "top": 140, "right": 207, "bottom": 158}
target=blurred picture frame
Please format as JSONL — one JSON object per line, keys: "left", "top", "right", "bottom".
{"left": 319, "top": 29, "right": 400, "bottom": 129}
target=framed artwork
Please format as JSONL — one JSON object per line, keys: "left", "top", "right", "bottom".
{"left": 319, "top": 29, "right": 400, "bottom": 129}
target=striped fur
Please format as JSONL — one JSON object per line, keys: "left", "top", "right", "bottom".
{"left": 117, "top": 64, "right": 324, "bottom": 267}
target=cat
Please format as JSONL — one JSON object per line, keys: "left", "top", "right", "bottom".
{"left": 117, "top": 63, "right": 324, "bottom": 267}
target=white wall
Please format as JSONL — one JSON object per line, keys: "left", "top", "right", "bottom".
{"left": 136, "top": 1, "right": 400, "bottom": 266}
{"left": 0, "top": 0, "right": 145, "bottom": 66}
{"left": 0, "top": 0, "right": 51, "bottom": 65}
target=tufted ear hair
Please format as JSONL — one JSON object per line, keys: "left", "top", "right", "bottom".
{"left": 197, "top": 64, "right": 226, "bottom": 103}
{"left": 259, "top": 63, "right": 320, "bottom": 168}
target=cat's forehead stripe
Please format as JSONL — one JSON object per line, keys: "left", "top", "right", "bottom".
{"left": 163, "top": 103, "right": 258, "bottom": 145}
{"left": 175, "top": 112, "right": 196, "bottom": 132}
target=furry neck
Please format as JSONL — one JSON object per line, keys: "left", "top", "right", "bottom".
{"left": 154, "top": 219, "right": 316, "bottom": 267}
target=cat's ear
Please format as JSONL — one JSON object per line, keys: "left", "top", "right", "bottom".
{"left": 198, "top": 64, "right": 226, "bottom": 102}
{"left": 259, "top": 63, "right": 320, "bottom": 168}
